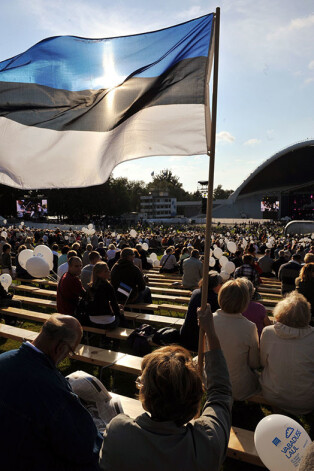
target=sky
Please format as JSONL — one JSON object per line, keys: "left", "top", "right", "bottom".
{"left": 0, "top": 0, "right": 313, "bottom": 193}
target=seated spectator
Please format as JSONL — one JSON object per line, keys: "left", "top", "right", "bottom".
{"left": 133, "top": 248, "right": 143, "bottom": 271}
{"left": 180, "top": 271, "right": 222, "bottom": 352}
{"left": 1, "top": 243, "right": 13, "bottom": 277}
{"left": 234, "top": 254, "right": 259, "bottom": 287}
{"left": 295, "top": 262, "right": 314, "bottom": 321}
{"left": 136, "top": 244, "right": 152, "bottom": 270}
{"left": 51, "top": 243, "right": 59, "bottom": 273}
{"left": 272, "top": 250, "right": 286, "bottom": 278}
{"left": 259, "top": 292, "right": 314, "bottom": 415}
{"left": 96, "top": 241, "right": 107, "bottom": 260}
{"left": 111, "top": 248, "right": 152, "bottom": 304}
{"left": 86, "top": 262, "right": 124, "bottom": 329}
{"left": 106, "top": 244, "right": 117, "bottom": 262}
{"left": 57, "top": 256, "right": 85, "bottom": 315}
{"left": 258, "top": 249, "right": 274, "bottom": 277}
{"left": 57, "top": 249, "right": 77, "bottom": 281}
{"left": 15, "top": 245, "right": 34, "bottom": 279}
{"left": 179, "top": 247, "right": 190, "bottom": 274}
{"left": 231, "top": 250, "right": 243, "bottom": 269}
{"left": 0, "top": 314, "right": 102, "bottom": 471}
{"left": 278, "top": 253, "right": 302, "bottom": 295}
{"left": 160, "top": 246, "right": 179, "bottom": 274}
{"left": 241, "top": 279, "right": 271, "bottom": 338}
{"left": 58, "top": 245, "right": 69, "bottom": 267}
{"left": 100, "top": 305, "right": 232, "bottom": 471}
{"left": 82, "top": 243, "right": 93, "bottom": 267}
{"left": 213, "top": 278, "right": 260, "bottom": 400}
{"left": 81, "top": 251, "right": 101, "bottom": 289}
{"left": 304, "top": 252, "right": 314, "bottom": 264}
{"left": 182, "top": 249, "right": 203, "bottom": 290}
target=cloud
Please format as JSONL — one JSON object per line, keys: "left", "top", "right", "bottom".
{"left": 243, "top": 138, "right": 261, "bottom": 146}
{"left": 176, "top": 6, "right": 206, "bottom": 20}
{"left": 304, "top": 78, "right": 314, "bottom": 84}
{"left": 266, "top": 129, "right": 275, "bottom": 141}
{"left": 267, "top": 13, "right": 314, "bottom": 40}
{"left": 169, "top": 156, "right": 184, "bottom": 162}
{"left": 216, "top": 131, "right": 235, "bottom": 143}
{"left": 309, "top": 60, "right": 314, "bottom": 70}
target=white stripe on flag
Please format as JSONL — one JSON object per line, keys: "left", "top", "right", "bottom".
{"left": 117, "top": 287, "right": 132, "bottom": 297}
{"left": 0, "top": 104, "right": 207, "bottom": 189}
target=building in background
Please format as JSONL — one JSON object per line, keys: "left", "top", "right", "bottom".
{"left": 140, "top": 191, "right": 176, "bottom": 219}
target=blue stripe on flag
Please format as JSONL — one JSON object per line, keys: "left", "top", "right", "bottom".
{"left": 0, "top": 14, "right": 213, "bottom": 91}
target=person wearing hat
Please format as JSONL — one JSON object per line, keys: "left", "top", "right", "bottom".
{"left": 180, "top": 271, "right": 222, "bottom": 352}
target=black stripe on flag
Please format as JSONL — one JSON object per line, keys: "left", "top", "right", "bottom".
{"left": 0, "top": 56, "right": 206, "bottom": 132}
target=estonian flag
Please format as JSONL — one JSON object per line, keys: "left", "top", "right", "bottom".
{"left": 117, "top": 282, "right": 133, "bottom": 300}
{"left": 0, "top": 14, "right": 214, "bottom": 189}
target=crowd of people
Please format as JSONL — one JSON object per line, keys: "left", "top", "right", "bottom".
{"left": 0, "top": 220, "right": 313, "bottom": 469}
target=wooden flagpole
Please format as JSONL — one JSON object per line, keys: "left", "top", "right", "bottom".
{"left": 198, "top": 7, "right": 220, "bottom": 372}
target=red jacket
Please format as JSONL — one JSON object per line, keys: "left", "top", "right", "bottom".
{"left": 57, "top": 272, "right": 85, "bottom": 315}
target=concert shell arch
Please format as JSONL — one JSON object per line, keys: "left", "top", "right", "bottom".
{"left": 212, "top": 140, "right": 314, "bottom": 220}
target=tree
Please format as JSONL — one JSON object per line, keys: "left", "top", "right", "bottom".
{"left": 147, "top": 169, "right": 193, "bottom": 201}
{"left": 213, "top": 185, "right": 234, "bottom": 200}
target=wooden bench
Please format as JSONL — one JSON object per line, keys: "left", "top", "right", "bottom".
{"left": 0, "top": 323, "right": 264, "bottom": 467}
{"left": 0, "top": 306, "right": 133, "bottom": 341}
{"left": 0, "top": 323, "right": 142, "bottom": 375}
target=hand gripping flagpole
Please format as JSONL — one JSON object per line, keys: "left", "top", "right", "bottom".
{"left": 198, "top": 7, "right": 220, "bottom": 374}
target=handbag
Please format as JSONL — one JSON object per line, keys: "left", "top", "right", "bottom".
{"left": 159, "top": 254, "right": 171, "bottom": 274}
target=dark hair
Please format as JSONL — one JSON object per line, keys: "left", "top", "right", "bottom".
{"left": 52, "top": 243, "right": 58, "bottom": 251}
{"left": 198, "top": 271, "right": 222, "bottom": 290}
{"left": 66, "top": 250, "right": 77, "bottom": 260}
{"left": 121, "top": 248, "right": 134, "bottom": 259}
{"left": 243, "top": 254, "right": 253, "bottom": 264}
{"left": 89, "top": 251, "right": 101, "bottom": 263}
{"left": 3, "top": 243, "right": 11, "bottom": 252}
{"left": 61, "top": 245, "right": 70, "bottom": 255}
{"left": 139, "top": 345, "right": 204, "bottom": 427}
{"left": 191, "top": 249, "right": 199, "bottom": 258}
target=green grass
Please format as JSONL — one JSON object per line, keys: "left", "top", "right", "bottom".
{"left": 1, "top": 316, "right": 313, "bottom": 471}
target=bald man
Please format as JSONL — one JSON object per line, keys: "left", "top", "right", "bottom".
{"left": 0, "top": 314, "right": 102, "bottom": 471}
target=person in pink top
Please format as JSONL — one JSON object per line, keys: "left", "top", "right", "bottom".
{"left": 241, "top": 278, "right": 271, "bottom": 337}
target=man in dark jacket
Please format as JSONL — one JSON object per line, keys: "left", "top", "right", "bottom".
{"left": 278, "top": 253, "right": 302, "bottom": 295}
{"left": 180, "top": 271, "right": 222, "bottom": 352}
{"left": 111, "top": 248, "right": 152, "bottom": 304}
{"left": 0, "top": 314, "right": 102, "bottom": 471}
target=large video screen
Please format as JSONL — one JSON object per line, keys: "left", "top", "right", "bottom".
{"left": 261, "top": 197, "right": 279, "bottom": 213}
{"left": 16, "top": 199, "right": 48, "bottom": 219}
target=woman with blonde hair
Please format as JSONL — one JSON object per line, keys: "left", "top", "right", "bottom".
{"left": 86, "top": 262, "right": 123, "bottom": 329}
{"left": 213, "top": 278, "right": 260, "bottom": 400}
{"left": 295, "top": 262, "right": 314, "bottom": 318}
{"left": 259, "top": 291, "right": 314, "bottom": 414}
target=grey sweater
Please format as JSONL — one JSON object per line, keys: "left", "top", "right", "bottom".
{"left": 99, "top": 349, "right": 232, "bottom": 471}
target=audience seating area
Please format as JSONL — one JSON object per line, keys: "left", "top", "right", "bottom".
{"left": 0, "top": 271, "right": 286, "bottom": 468}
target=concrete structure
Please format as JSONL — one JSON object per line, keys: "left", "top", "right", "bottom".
{"left": 176, "top": 200, "right": 202, "bottom": 217}
{"left": 212, "top": 140, "right": 314, "bottom": 220}
{"left": 140, "top": 191, "right": 176, "bottom": 219}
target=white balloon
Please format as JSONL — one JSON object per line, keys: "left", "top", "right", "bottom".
{"left": 90, "top": 229, "right": 96, "bottom": 235}
{"left": 254, "top": 414, "right": 311, "bottom": 471}
{"left": 1, "top": 231, "right": 7, "bottom": 239}
{"left": 219, "top": 256, "right": 228, "bottom": 268}
{"left": 88, "top": 223, "right": 93, "bottom": 229}
{"left": 150, "top": 252, "right": 158, "bottom": 261}
{"left": 266, "top": 242, "right": 273, "bottom": 248}
{"left": 213, "top": 247, "right": 223, "bottom": 259}
{"left": 0, "top": 274, "right": 12, "bottom": 291}
{"left": 224, "top": 261, "right": 236, "bottom": 274}
{"left": 153, "top": 259, "right": 160, "bottom": 267}
{"left": 111, "top": 232, "right": 116, "bottom": 237}
{"left": 142, "top": 242, "right": 149, "bottom": 251}
{"left": 226, "top": 232, "right": 230, "bottom": 236}
{"left": 130, "top": 229, "right": 137, "bottom": 238}
{"left": 34, "top": 245, "right": 53, "bottom": 267}
{"left": 220, "top": 271, "right": 230, "bottom": 281}
{"left": 26, "top": 257, "right": 50, "bottom": 278}
{"left": 227, "top": 241, "right": 237, "bottom": 254}
{"left": 209, "top": 257, "right": 216, "bottom": 267}
{"left": 21, "top": 221, "right": 24, "bottom": 226}
{"left": 18, "top": 249, "right": 34, "bottom": 269}
{"left": 3, "top": 219, "right": 7, "bottom": 225}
